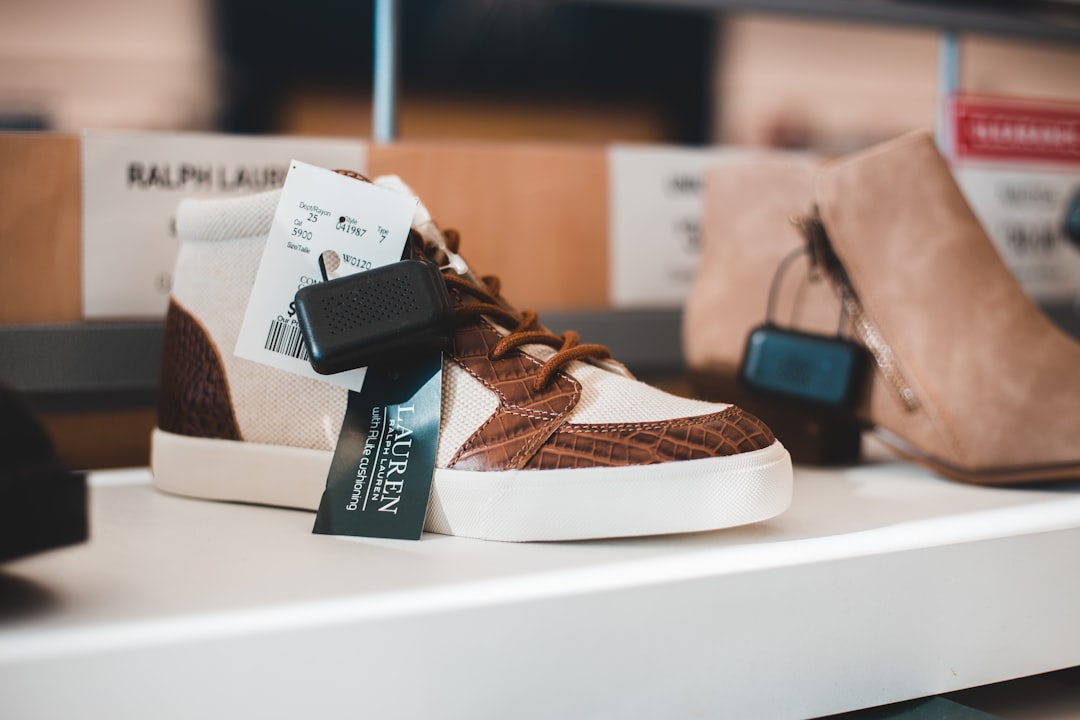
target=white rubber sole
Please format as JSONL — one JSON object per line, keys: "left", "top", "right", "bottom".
{"left": 151, "top": 428, "right": 793, "bottom": 542}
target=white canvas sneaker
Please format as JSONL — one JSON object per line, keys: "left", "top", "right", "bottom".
{"left": 151, "top": 174, "right": 792, "bottom": 541}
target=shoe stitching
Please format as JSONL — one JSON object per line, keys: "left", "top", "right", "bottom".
{"left": 556, "top": 407, "right": 746, "bottom": 434}
{"left": 508, "top": 413, "right": 566, "bottom": 469}
{"left": 448, "top": 410, "right": 498, "bottom": 467}
{"left": 442, "top": 263, "right": 611, "bottom": 392}
{"left": 434, "top": 229, "right": 631, "bottom": 470}
{"left": 448, "top": 406, "right": 567, "bottom": 468}
{"left": 449, "top": 316, "right": 574, "bottom": 419}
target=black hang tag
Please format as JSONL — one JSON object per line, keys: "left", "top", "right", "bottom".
{"left": 313, "top": 353, "right": 442, "bottom": 540}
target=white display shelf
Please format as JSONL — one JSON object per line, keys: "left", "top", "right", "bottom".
{"left": 2, "top": 441, "right": 1080, "bottom": 719}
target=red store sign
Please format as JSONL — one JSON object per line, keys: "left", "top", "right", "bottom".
{"left": 953, "top": 96, "right": 1080, "bottom": 163}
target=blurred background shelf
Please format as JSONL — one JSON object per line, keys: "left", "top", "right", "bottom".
{"left": 584, "top": 0, "right": 1080, "bottom": 43}
{"left": 5, "top": 303, "right": 1080, "bottom": 414}
{"left": 0, "top": 309, "right": 686, "bottom": 412}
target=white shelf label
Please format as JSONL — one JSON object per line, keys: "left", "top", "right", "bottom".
{"left": 81, "top": 130, "right": 367, "bottom": 318}
{"left": 955, "top": 165, "right": 1080, "bottom": 302}
{"left": 608, "top": 145, "right": 748, "bottom": 308}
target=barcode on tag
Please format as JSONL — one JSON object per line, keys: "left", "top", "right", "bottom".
{"left": 234, "top": 160, "right": 415, "bottom": 391}
{"left": 264, "top": 318, "right": 310, "bottom": 361}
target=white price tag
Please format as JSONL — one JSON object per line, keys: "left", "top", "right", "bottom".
{"left": 235, "top": 161, "right": 419, "bottom": 390}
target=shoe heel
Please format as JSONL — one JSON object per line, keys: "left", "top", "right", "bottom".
{"left": 688, "top": 367, "right": 862, "bottom": 465}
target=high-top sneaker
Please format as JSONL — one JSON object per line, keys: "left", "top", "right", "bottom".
{"left": 152, "top": 174, "right": 792, "bottom": 541}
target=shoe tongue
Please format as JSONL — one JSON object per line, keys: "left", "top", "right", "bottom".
{"left": 373, "top": 176, "right": 630, "bottom": 379}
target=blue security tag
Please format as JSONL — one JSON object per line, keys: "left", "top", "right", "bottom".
{"left": 739, "top": 323, "right": 868, "bottom": 410}
{"left": 313, "top": 353, "right": 442, "bottom": 540}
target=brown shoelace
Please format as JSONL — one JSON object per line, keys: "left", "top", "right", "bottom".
{"left": 439, "top": 229, "right": 612, "bottom": 391}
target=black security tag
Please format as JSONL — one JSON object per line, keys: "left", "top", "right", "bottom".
{"left": 739, "top": 324, "right": 868, "bottom": 410}
{"left": 294, "top": 259, "right": 454, "bottom": 375}
{"left": 313, "top": 353, "right": 442, "bottom": 540}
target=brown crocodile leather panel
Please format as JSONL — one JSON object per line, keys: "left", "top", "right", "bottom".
{"left": 158, "top": 299, "right": 242, "bottom": 441}
{"left": 524, "top": 407, "right": 775, "bottom": 470}
{"left": 448, "top": 317, "right": 581, "bottom": 471}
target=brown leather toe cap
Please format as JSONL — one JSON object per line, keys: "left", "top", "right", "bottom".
{"left": 523, "top": 406, "right": 776, "bottom": 470}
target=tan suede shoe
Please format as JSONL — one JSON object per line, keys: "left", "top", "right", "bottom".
{"left": 686, "top": 131, "right": 1080, "bottom": 484}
